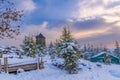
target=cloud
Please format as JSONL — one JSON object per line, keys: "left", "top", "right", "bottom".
{"left": 21, "top": 21, "right": 63, "bottom": 46}
{"left": 71, "top": 0, "right": 120, "bottom": 26}
{"left": 103, "top": 0, "right": 120, "bottom": 6}
{"left": 70, "top": 18, "right": 107, "bottom": 30}
{"left": 0, "top": 0, "right": 36, "bottom": 47}
{"left": 17, "top": 0, "right": 36, "bottom": 13}
{"left": 71, "top": 0, "right": 104, "bottom": 20}
{"left": 31, "top": 0, "right": 78, "bottom": 21}
{"left": 73, "top": 27, "right": 111, "bottom": 39}
{"left": 0, "top": 34, "right": 25, "bottom": 48}
{"left": 19, "top": 0, "right": 120, "bottom": 48}
{"left": 77, "top": 31, "right": 120, "bottom": 48}
{"left": 1, "top": 0, "right": 120, "bottom": 48}
{"left": 0, "top": 21, "right": 62, "bottom": 47}
{"left": 73, "top": 22, "right": 120, "bottom": 48}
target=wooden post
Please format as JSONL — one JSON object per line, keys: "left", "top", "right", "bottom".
{"left": 4, "top": 57, "right": 8, "bottom": 73}
{"left": 37, "top": 57, "right": 40, "bottom": 69}
{"left": 19, "top": 52, "right": 22, "bottom": 59}
{"left": 0, "top": 52, "right": 3, "bottom": 58}
{"left": 39, "top": 57, "right": 44, "bottom": 69}
{"left": 0, "top": 59, "right": 2, "bottom": 73}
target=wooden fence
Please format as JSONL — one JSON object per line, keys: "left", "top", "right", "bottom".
{"left": 0, "top": 57, "right": 44, "bottom": 73}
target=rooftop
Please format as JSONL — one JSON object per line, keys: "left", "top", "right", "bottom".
{"left": 36, "top": 33, "right": 45, "bottom": 39}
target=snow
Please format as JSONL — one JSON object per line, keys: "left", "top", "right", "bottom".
{"left": 3, "top": 53, "right": 18, "bottom": 58}
{"left": 91, "top": 51, "right": 119, "bottom": 59}
{"left": 0, "top": 57, "right": 120, "bottom": 80}
{"left": 1, "top": 54, "right": 37, "bottom": 66}
{"left": 0, "top": 48, "right": 4, "bottom": 51}
{"left": 0, "top": 45, "right": 120, "bottom": 80}
{"left": 17, "top": 68, "right": 25, "bottom": 73}
{"left": 52, "top": 58, "right": 64, "bottom": 65}
{"left": 67, "top": 45, "right": 73, "bottom": 50}
{"left": 92, "top": 51, "right": 106, "bottom": 58}
{"left": 60, "top": 42, "right": 78, "bottom": 55}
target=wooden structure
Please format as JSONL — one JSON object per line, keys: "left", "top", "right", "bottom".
{"left": 8, "top": 63, "right": 43, "bottom": 73}
{"left": 4, "top": 57, "right": 8, "bottom": 73}
{"left": 0, "top": 59, "right": 2, "bottom": 72}
{"left": 36, "top": 33, "right": 46, "bottom": 47}
{"left": 0, "top": 57, "right": 44, "bottom": 73}
{"left": 0, "top": 53, "right": 3, "bottom": 58}
{"left": 90, "top": 52, "right": 119, "bottom": 64}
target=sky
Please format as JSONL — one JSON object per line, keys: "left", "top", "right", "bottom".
{"left": 0, "top": 0, "right": 120, "bottom": 48}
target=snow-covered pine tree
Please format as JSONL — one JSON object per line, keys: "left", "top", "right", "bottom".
{"left": 21, "top": 36, "right": 37, "bottom": 57}
{"left": 114, "top": 41, "right": 120, "bottom": 58}
{"left": 54, "top": 39, "right": 62, "bottom": 57}
{"left": 103, "top": 46, "right": 107, "bottom": 52}
{"left": 49, "top": 41, "right": 53, "bottom": 48}
{"left": 83, "top": 44, "right": 87, "bottom": 52}
{"left": 103, "top": 53, "right": 111, "bottom": 64}
{"left": 31, "top": 42, "right": 37, "bottom": 57}
{"left": 48, "top": 41, "right": 57, "bottom": 60}
{"left": 59, "top": 27, "right": 81, "bottom": 74}
{"left": 37, "top": 43, "right": 46, "bottom": 57}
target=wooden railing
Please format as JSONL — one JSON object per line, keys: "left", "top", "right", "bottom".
{"left": 0, "top": 57, "right": 44, "bottom": 73}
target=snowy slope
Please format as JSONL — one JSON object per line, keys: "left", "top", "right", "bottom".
{"left": 0, "top": 57, "right": 120, "bottom": 80}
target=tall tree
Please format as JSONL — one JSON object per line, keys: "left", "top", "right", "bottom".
{"left": 54, "top": 39, "right": 62, "bottom": 57}
{"left": 83, "top": 44, "right": 87, "bottom": 52}
{"left": 60, "top": 27, "right": 73, "bottom": 43}
{"left": 114, "top": 41, "right": 120, "bottom": 58}
{"left": 49, "top": 41, "right": 53, "bottom": 48}
{"left": 59, "top": 27, "right": 81, "bottom": 74}
{"left": 0, "top": 0, "right": 23, "bottom": 39}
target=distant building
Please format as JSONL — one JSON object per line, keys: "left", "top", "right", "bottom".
{"left": 36, "top": 33, "right": 46, "bottom": 47}
{"left": 90, "top": 52, "right": 119, "bottom": 64}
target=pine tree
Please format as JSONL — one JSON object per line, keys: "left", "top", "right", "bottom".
{"left": 61, "top": 42, "right": 80, "bottom": 74}
{"left": 48, "top": 41, "right": 57, "bottom": 60}
{"left": 37, "top": 43, "right": 46, "bottom": 57}
{"left": 114, "top": 41, "right": 120, "bottom": 58}
{"left": 103, "top": 53, "right": 111, "bottom": 64}
{"left": 83, "top": 44, "right": 87, "bottom": 52}
{"left": 60, "top": 27, "right": 73, "bottom": 43}
{"left": 103, "top": 46, "right": 107, "bottom": 52}
{"left": 49, "top": 41, "right": 53, "bottom": 48}
{"left": 54, "top": 39, "right": 62, "bottom": 57}
{"left": 21, "top": 36, "right": 37, "bottom": 57}
{"left": 59, "top": 27, "right": 80, "bottom": 74}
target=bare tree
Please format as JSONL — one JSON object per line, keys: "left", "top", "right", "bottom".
{"left": 0, "top": 0, "right": 23, "bottom": 39}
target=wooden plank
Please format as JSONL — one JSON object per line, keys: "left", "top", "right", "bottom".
{"left": 0, "top": 59, "right": 2, "bottom": 72}
{"left": 0, "top": 53, "right": 3, "bottom": 58}
{"left": 4, "top": 57, "right": 8, "bottom": 73}
{"left": 8, "top": 63, "right": 37, "bottom": 72}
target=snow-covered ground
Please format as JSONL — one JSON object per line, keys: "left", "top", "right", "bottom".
{"left": 0, "top": 56, "right": 120, "bottom": 80}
